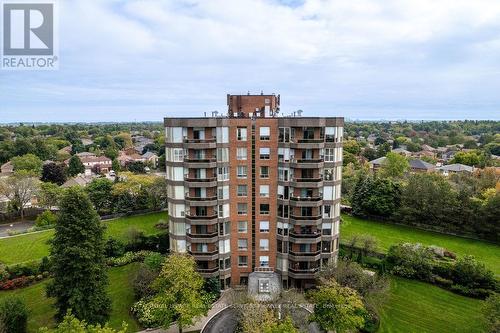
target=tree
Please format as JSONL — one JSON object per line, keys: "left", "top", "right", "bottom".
{"left": 0, "top": 296, "right": 28, "bottom": 333}
{"left": 11, "top": 153, "right": 43, "bottom": 175}
{"left": 39, "top": 311, "right": 127, "bottom": 333}
{"left": 42, "top": 162, "right": 67, "bottom": 185}
{"left": 146, "top": 254, "right": 208, "bottom": 332}
{"left": 86, "top": 178, "right": 114, "bottom": 214}
{"left": 111, "top": 159, "right": 120, "bottom": 172}
{"left": 47, "top": 187, "right": 111, "bottom": 324}
{"left": 362, "top": 148, "right": 378, "bottom": 161}
{"left": 67, "top": 156, "right": 85, "bottom": 177}
{"left": 36, "top": 210, "right": 58, "bottom": 227}
{"left": 0, "top": 171, "right": 39, "bottom": 220}
{"left": 104, "top": 147, "right": 118, "bottom": 160}
{"left": 379, "top": 152, "right": 409, "bottom": 178}
{"left": 38, "top": 181, "right": 62, "bottom": 209}
{"left": 126, "top": 161, "right": 146, "bottom": 174}
{"left": 483, "top": 293, "right": 500, "bottom": 333}
{"left": 376, "top": 142, "right": 391, "bottom": 158}
{"left": 451, "top": 151, "right": 480, "bottom": 166}
{"left": 351, "top": 176, "right": 401, "bottom": 218}
{"left": 308, "top": 280, "right": 366, "bottom": 333}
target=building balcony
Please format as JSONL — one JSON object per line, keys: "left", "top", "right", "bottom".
{"left": 290, "top": 139, "right": 325, "bottom": 149}
{"left": 185, "top": 196, "right": 218, "bottom": 206}
{"left": 186, "top": 232, "right": 218, "bottom": 243}
{"left": 289, "top": 250, "right": 321, "bottom": 261}
{"left": 185, "top": 214, "right": 218, "bottom": 225}
{"left": 184, "top": 177, "right": 217, "bottom": 187}
{"left": 289, "top": 196, "right": 323, "bottom": 207}
{"left": 196, "top": 266, "right": 220, "bottom": 277}
{"left": 290, "top": 214, "right": 322, "bottom": 226}
{"left": 183, "top": 137, "right": 217, "bottom": 149}
{"left": 183, "top": 157, "right": 217, "bottom": 168}
{"left": 189, "top": 250, "right": 219, "bottom": 261}
{"left": 290, "top": 159, "right": 324, "bottom": 169}
{"left": 289, "top": 231, "right": 322, "bottom": 244}
{"left": 287, "top": 266, "right": 319, "bottom": 279}
{"left": 290, "top": 178, "right": 324, "bottom": 188}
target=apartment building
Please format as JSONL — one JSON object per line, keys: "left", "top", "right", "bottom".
{"left": 165, "top": 93, "right": 343, "bottom": 289}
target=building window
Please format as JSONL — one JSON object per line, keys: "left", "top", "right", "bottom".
{"left": 237, "top": 203, "right": 247, "bottom": 215}
{"left": 260, "top": 204, "right": 269, "bottom": 215}
{"left": 259, "top": 221, "right": 269, "bottom": 233}
{"left": 238, "top": 256, "right": 248, "bottom": 267}
{"left": 217, "top": 167, "right": 229, "bottom": 181}
{"left": 324, "top": 148, "right": 334, "bottom": 162}
{"left": 217, "top": 148, "right": 229, "bottom": 162}
{"left": 260, "top": 127, "right": 270, "bottom": 140}
{"left": 238, "top": 239, "right": 248, "bottom": 250}
{"left": 237, "top": 185, "right": 248, "bottom": 197}
{"left": 323, "top": 205, "right": 332, "bottom": 218}
{"left": 237, "top": 127, "right": 247, "bottom": 141}
{"left": 303, "top": 127, "right": 315, "bottom": 140}
{"left": 259, "top": 185, "right": 269, "bottom": 197}
{"left": 259, "top": 147, "right": 270, "bottom": 159}
{"left": 259, "top": 256, "right": 269, "bottom": 267}
{"left": 325, "top": 127, "right": 335, "bottom": 142}
{"left": 279, "top": 127, "right": 290, "bottom": 143}
{"left": 324, "top": 168, "right": 334, "bottom": 181}
{"left": 259, "top": 239, "right": 269, "bottom": 251}
{"left": 278, "top": 204, "right": 289, "bottom": 218}
{"left": 237, "top": 166, "right": 248, "bottom": 178}
{"left": 260, "top": 166, "right": 269, "bottom": 178}
{"left": 216, "top": 127, "right": 229, "bottom": 143}
{"left": 278, "top": 148, "right": 291, "bottom": 162}
{"left": 278, "top": 167, "right": 289, "bottom": 181}
{"left": 173, "top": 148, "right": 185, "bottom": 162}
{"left": 218, "top": 186, "right": 229, "bottom": 200}
{"left": 238, "top": 221, "right": 248, "bottom": 233}
{"left": 236, "top": 148, "right": 247, "bottom": 160}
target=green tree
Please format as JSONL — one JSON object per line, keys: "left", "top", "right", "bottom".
{"left": 36, "top": 210, "right": 58, "bottom": 227}
{"left": 376, "top": 142, "right": 391, "bottom": 158}
{"left": 86, "top": 178, "right": 114, "bottom": 214}
{"left": 147, "top": 254, "right": 208, "bottom": 332}
{"left": 451, "top": 151, "right": 480, "bottom": 166}
{"left": 67, "top": 156, "right": 85, "bottom": 177}
{"left": 47, "top": 187, "right": 111, "bottom": 324}
{"left": 0, "top": 296, "right": 28, "bottom": 333}
{"left": 483, "top": 293, "right": 500, "bottom": 333}
{"left": 38, "top": 181, "right": 62, "bottom": 209}
{"left": 351, "top": 176, "right": 401, "bottom": 217}
{"left": 41, "top": 162, "right": 67, "bottom": 185}
{"left": 308, "top": 280, "right": 366, "bottom": 333}
{"left": 39, "top": 311, "right": 127, "bottom": 333}
{"left": 0, "top": 171, "right": 39, "bottom": 220}
{"left": 343, "top": 140, "right": 361, "bottom": 155}
{"left": 379, "top": 152, "right": 409, "bottom": 178}
{"left": 111, "top": 159, "right": 120, "bottom": 172}
{"left": 11, "top": 153, "right": 43, "bottom": 175}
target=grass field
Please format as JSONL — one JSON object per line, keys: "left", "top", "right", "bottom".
{"left": 341, "top": 214, "right": 500, "bottom": 275}
{"left": 378, "top": 277, "right": 486, "bottom": 333}
{"left": 0, "top": 263, "right": 142, "bottom": 332}
{"left": 0, "top": 212, "right": 167, "bottom": 265}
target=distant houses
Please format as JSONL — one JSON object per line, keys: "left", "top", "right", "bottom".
{"left": 369, "top": 157, "right": 435, "bottom": 173}
{"left": 0, "top": 161, "right": 13, "bottom": 176}
{"left": 436, "top": 163, "right": 474, "bottom": 176}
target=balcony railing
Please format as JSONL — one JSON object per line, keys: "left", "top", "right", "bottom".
{"left": 184, "top": 157, "right": 216, "bottom": 163}
{"left": 184, "top": 176, "right": 217, "bottom": 182}
{"left": 297, "top": 138, "right": 324, "bottom": 143}
{"left": 187, "top": 232, "right": 218, "bottom": 238}
{"left": 185, "top": 196, "right": 218, "bottom": 201}
{"left": 189, "top": 250, "right": 219, "bottom": 256}
{"left": 183, "top": 137, "right": 216, "bottom": 143}
{"left": 289, "top": 250, "right": 321, "bottom": 256}
{"left": 196, "top": 267, "right": 219, "bottom": 273}
{"left": 288, "top": 266, "right": 319, "bottom": 273}
{"left": 294, "top": 159, "right": 323, "bottom": 163}
{"left": 289, "top": 231, "right": 321, "bottom": 238}
{"left": 290, "top": 196, "right": 322, "bottom": 202}
{"left": 290, "top": 214, "right": 322, "bottom": 220}
{"left": 185, "top": 214, "right": 218, "bottom": 220}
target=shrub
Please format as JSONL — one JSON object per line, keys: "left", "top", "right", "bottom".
{"left": 35, "top": 210, "right": 58, "bottom": 227}
{"left": 483, "top": 293, "right": 500, "bottom": 333}
{"left": 451, "top": 256, "right": 497, "bottom": 292}
{"left": 0, "top": 276, "right": 31, "bottom": 290}
{"left": 131, "top": 298, "right": 164, "bottom": 328}
{"left": 0, "top": 263, "right": 9, "bottom": 282}
{"left": 132, "top": 264, "right": 157, "bottom": 300}
{"left": 107, "top": 251, "right": 158, "bottom": 267}
{"left": 385, "top": 243, "right": 434, "bottom": 281}
{"left": 433, "top": 275, "right": 453, "bottom": 288}
{"left": 143, "top": 252, "right": 164, "bottom": 272}
{"left": 0, "top": 296, "right": 28, "bottom": 333}
{"left": 104, "top": 237, "right": 125, "bottom": 258}
{"left": 7, "top": 261, "right": 40, "bottom": 279}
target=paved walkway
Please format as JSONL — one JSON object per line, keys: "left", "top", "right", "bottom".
{"left": 0, "top": 220, "right": 35, "bottom": 238}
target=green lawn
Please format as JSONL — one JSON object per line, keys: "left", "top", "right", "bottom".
{"left": 0, "top": 212, "right": 167, "bottom": 265}
{"left": 341, "top": 214, "right": 500, "bottom": 275}
{"left": 378, "top": 277, "right": 486, "bottom": 333}
{"left": 0, "top": 264, "right": 142, "bottom": 332}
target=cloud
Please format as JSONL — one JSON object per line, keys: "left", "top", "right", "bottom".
{"left": 1, "top": 0, "right": 499, "bottom": 122}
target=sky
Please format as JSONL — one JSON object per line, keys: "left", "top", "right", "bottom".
{"left": 1, "top": 0, "right": 500, "bottom": 122}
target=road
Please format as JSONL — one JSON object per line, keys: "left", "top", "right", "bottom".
{"left": 0, "top": 220, "right": 35, "bottom": 238}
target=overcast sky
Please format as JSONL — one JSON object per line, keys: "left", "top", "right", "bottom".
{"left": 1, "top": 0, "right": 500, "bottom": 122}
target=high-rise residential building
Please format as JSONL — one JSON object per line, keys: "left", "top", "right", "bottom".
{"left": 165, "top": 93, "right": 343, "bottom": 289}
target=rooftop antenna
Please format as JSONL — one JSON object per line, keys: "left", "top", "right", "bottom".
{"left": 261, "top": 90, "right": 263, "bottom": 95}
{"left": 247, "top": 90, "right": 250, "bottom": 95}
{"left": 297, "top": 110, "right": 303, "bottom": 117}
